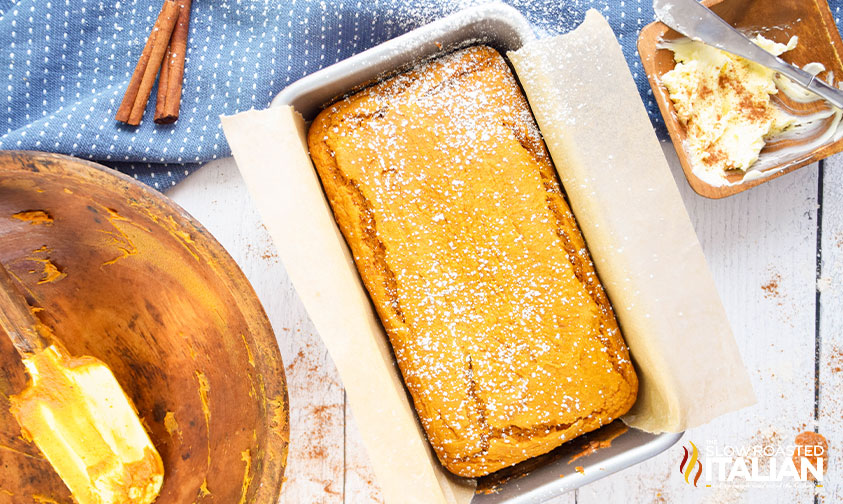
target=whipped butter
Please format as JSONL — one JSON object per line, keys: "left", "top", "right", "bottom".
{"left": 661, "top": 35, "right": 798, "bottom": 181}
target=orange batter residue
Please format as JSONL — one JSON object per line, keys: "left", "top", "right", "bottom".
{"left": 195, "top": 370, "right": 213, "bottom": 473}
{"left": 240, "top": 333, "right": 256, "bottom": 367}
{"left": 164, "top": 411, "right": 182, "bottom": 440}
{"left": 198, "top": 479, "right": 211, "bottom": 498}
{"left": 237, "top": 449, "right": 253, "bottom": 504}
{"left": 269, "top": 395, "right": 287, "bottom": 436}
{"left": 12, "top": 210, "right": 53, "bottom": 225}
{"left": 98, "top": 206, "right": 139, "bottom": 267}
{"left": 31, "top": 495, "right": 62, "bottom": 504}
{"left": 568, "top": 423, "right": 629, "bottom": 464}
{"left": 29, "top": 258, "right": 66, "bottom": 285}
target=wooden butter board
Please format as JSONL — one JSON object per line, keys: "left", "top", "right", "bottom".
{"left": 638, "top": 0, "right": 843, "bottom": 198}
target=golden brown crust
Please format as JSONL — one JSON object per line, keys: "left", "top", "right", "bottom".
{"left": 307, "top": 45, "right": 638, "bottom": 477}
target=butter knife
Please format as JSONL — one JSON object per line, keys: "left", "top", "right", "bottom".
{"left": 653, "top": 0, "right": 843, "bottom": 109}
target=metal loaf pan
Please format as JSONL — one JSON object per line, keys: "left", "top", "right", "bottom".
{"left": 271, "top": 3, "right": 682, "bottom": 502}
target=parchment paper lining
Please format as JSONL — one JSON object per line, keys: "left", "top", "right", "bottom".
{"left": 220, "top": 10, "right": 754, "bottom": 504}
{"left": 508, "top": 9, "right": 754, "bottom": 434}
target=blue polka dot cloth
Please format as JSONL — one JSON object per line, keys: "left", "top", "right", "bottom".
{"left": 1, "top": 0, "right": 842, "bottom": 189}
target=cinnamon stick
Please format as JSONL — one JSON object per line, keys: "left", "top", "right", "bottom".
{"left": 155, "top": 0, "right": 192, "bottom": 124}
{"left": 156, "top": 44, "right": 172, "bottom": 120}
{"left": 115, "top": 0, "right": 180, "bottom": 126}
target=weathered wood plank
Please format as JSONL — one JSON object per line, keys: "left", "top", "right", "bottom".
{"left": 578, "top": 147, "right": 819, "bottom": 502}
{"left": 540, "top": 491, "right": 578, "bottom": 503}
{"left": 168, "top": 159, "right": 346, "bottom": 503}
{"left": 817, "top": 154, "right": 843, "bottom": 502}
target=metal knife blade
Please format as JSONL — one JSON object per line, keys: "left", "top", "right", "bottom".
{"left": 653, "top": 0, "right": 843, "bottom": 109}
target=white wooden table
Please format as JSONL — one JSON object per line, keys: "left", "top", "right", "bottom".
{"left": 167, "top": 146, "right": 843, "bottom": 503}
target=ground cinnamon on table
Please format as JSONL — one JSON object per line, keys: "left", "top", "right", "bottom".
{"left": 115, "top": 0, "right": 180, "bottom": 126}
{"left": 155, "top": 0, "right": 192, "bottom": 124}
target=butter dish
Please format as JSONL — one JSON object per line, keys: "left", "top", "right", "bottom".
{"left": 639, "top": 0, "right": 843, "bottom": 198}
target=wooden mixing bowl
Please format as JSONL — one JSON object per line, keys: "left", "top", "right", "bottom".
{"left": 0, "top": 151, "right": 288, "bottom": 503}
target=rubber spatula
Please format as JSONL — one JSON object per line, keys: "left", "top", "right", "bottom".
{"left": 0, "top": 262, "right": 164, "bottom": 504}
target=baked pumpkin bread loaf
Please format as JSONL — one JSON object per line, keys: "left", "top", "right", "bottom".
{"left": 307, "top": 45, "right": 638, "bottom": 477}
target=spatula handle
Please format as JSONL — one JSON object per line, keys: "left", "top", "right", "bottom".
{"left": 0, "top": 263, "right": 48, "bottom": 356}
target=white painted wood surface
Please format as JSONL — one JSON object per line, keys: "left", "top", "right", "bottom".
{"left": 167, "top": 149, "right": 841, "bottom": 503}
{"left": 818, "top": 156, "right": 843, "bottom": 503}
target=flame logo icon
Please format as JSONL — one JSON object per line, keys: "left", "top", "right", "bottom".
{"left": 679, "top": 441, "right": 703, "bottom": 487}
